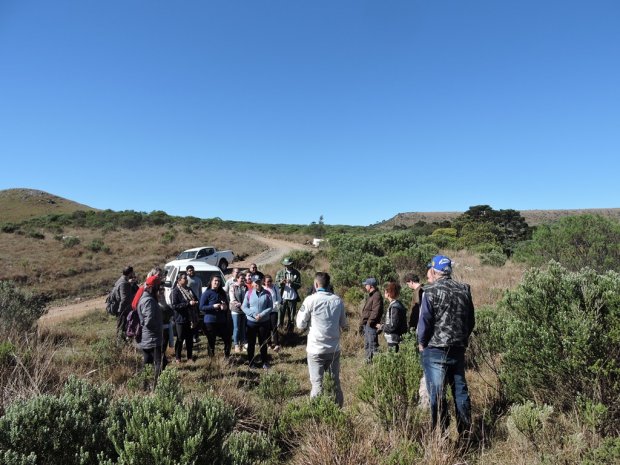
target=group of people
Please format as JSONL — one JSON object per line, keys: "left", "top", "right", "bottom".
{"left": 111, "top": 253, "right": 476, "bottom": 439}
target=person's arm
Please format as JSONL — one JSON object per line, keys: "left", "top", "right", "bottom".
{"left": 291, "top": 271, "right": 302, "bottom": 291}
{"left": 466, "top": 285, "right": 475, "bottom": 339}
{"left": 241, "top": 292, "right": 253, "bottom": 318}
{"left": 339, "top": 300, "right": 348, "bottom": 331}
{"left": 256, "top": 293, "right": 272, "bottom": 320}
{"left": 119, "top": 281, "right": 131, "bottom": 314}
{"left": 417, "top": 294, "right": 434, "bottom": 350}
{"left": 296, "top": 299, "right": 311, "bottom": 330}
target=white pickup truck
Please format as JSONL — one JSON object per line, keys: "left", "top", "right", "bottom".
{"left": 174, "top": 246, "right": 234, "bottom": 272}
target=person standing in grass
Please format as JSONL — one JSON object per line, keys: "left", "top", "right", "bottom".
{"left": 229, "top": 272, "right": 248, "bottom": 354}
{"left": 376, "top": 281, "right": 407, "bottom": 352}
{"left": 263, "top": 274, "right": 282, "bottom": 352}
{"left": 137, "top": 274, "right": 165, "bottom": 378}
{"left": 171, "top": 272, "right": 199, "bottom": 362}
{"left": 418, "top": 255, "right": 475, "bottom": 437}
{"left": 359, "top": 277, "right": 383, "bottom": 363}
{"left": 199, "top": 275, "right": 232, "bottom": 357}
{"left": 404, "top": 273, "right": 424, "bottom": 332}
{"left": 115, "top": 266, "right": 136, "bottom": 339}
{"left": 185, "top": 265, "right": 203, "bottom": 343}
{"left": 223, "top": 267, "right": 240, "bottom": 294}
{"left": 296, "top": 272, "right": 347, "bottom": 406}
{"left": 276, "top": 257, "right": 302, "bottom": 333}
{"left": 242, "top": 272, "right": 273, "bottom": 369}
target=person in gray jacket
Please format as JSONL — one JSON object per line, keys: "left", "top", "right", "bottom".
{"left": 137, "top": 274, "right": 164, "bottom": 379}
{"left": 296, "top": 272, "right": 348, "bottom": 406}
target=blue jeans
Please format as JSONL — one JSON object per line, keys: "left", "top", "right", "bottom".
{"left": 231, "top": 313, "right": 246, "bottom": 346}
{"left": 422, "top": 346, "right": 471, "bottom": 435}
{"left": 364, "top": 326, "right": 379, "bottom": 362}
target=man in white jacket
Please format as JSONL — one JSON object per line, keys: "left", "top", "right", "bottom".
{"left": 296, "top": 272, "right": 348, "bottom": 406}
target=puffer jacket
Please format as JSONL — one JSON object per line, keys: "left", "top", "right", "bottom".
{"left": 137, "top": 289, "right": 162, "bottom": 350}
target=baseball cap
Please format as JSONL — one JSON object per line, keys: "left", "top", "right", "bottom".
{"left": 427, "top": 255, "right": 452, "bottom": 272}
{"left": 362, "top": 277, "right": 378, "bottom": 287}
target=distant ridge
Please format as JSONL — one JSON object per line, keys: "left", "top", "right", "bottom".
{"left": 379, "top": 208, "right": 620, "bottom": 228}
{"left": 0, "top": 188, "right": 96, "bottom": 223}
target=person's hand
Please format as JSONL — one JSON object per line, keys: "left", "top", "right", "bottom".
{"left": 256, "top": 314, "right": 261, "bottom": 321}
{"left": 376, "top": 324, "right": 383, "bottom": 331}
{"left": 418, "top": 344, "right": 424, "bottom": 352}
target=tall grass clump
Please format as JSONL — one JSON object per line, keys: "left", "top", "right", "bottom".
{"left": 357, "top": 334, "right": 425, "bottom": 437}
{"left": 495, "top": 262, "right": 620, "bottom": 433}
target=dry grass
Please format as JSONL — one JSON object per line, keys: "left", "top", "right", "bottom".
{"left": 0, "top": 188, "right": 96, "bottom": 223}
{"left": 0, "top": 226, "right": 265, "bottom": 301}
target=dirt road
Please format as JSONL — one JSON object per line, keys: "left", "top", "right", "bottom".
{"left": 41, "top": 234, "right": 313, "bottom": 325}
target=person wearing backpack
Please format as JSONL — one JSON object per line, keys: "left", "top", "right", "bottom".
{"left": 377, "top": 281, "right": 407, "bottom": 352}
{"left": 115, "top": 266, "right": 136, "bottom": 340}
{"left": 137, "top": 274, "right": 165, "bottom": 378}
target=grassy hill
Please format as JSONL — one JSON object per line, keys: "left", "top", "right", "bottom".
{"left": 0, "top": 188, "right": 96, "bottom": 223}
{"left": 378, "top": 207, "right": 620, "bottom": 228}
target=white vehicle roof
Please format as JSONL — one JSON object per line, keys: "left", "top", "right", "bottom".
{"left": 164, "top": 258, "right": 222, "bottom": 270}
{"left": 181, "top": 246, "right": 215, "bottom": 252}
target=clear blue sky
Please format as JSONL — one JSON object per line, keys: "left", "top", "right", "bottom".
{"left": 1, "top": 1, "right": 619, "bottom": 226}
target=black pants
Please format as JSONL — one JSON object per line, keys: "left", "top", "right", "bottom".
{"left": 279, "top": 300, "right": 297, "bottom": 330}
{"left": 269, "top": 312, "right": 280, "bottom": 346}
{"left": 117, "top": 307, "right": 130, "bottom": 336}
{"left": 204, "top": 322, "right": 232, "bottom": 357}
{"left": 246, "top": 321, "right": 270, "bottom": 365}
{"left": 175, "top": 322, "right": 193, "bottom": 360}
{"left": 142, "top": 345, "right": 166, "bottom": 379}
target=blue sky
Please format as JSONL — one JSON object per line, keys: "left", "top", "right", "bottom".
{"left": 1, "top": 1, "right": 619, "bottom": 226}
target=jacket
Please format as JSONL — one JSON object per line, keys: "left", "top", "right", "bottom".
{"left": 199, "top": 287, "right": 230, "bottom": 325}
{"left": 171, "top": 285, "right": 197, "bottom": 324}
{"left": 242, "top": 287, "right": 272, "bottom": 325}
{"left": 360, "top": 289, "right": 384, "bottom": 329}
{"left": 383, "top": 299, "right": 407, "bottom": 344}
{"left": 228, "top": 282, "right": 247, "bottom": 315}
{"left": 418, "top": 277, "right": 475, "bottom": 349}
{"left": 137, "top": 290, "right": 162, "bottom": 350}
{"left": 115, "top": 275, "right": 134, "bottom": 317}
{"left": 296, "top": 290, "right": 348, "bottom": 354}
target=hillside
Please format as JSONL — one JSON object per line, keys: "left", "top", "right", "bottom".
{"left": 379, "top": 207, "right": 620, "bottom": 228}
{"left": 0, "top": 188, "right": 96, "bottom": 223}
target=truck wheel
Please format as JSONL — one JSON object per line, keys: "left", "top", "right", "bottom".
{"left": 219, "top": 259, "right": 228, "bottom": 273}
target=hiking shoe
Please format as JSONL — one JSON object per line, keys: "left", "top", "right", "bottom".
{"left": 234, "top": 345, "right": 241, "bottom": 354}
{"left": 262, "top": 363, "right": 271, "bottom": 370}
{"left": 273, "top": 345, "right": 281, "bottom": 353}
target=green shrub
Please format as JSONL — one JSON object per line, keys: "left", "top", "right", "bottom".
{"left": 497, "top": 262, "right": 620, "bottom": 430}
{"left": 514, "top": 214, "right": 620, "bottom": 272}
{"left": 287, "top": 250, "right": 314, "bottom": 270}
{"left": 0, "top": 223, "right": 19, "bottom": 234}
{"left": 255, "top": 371, "right": 300, "bottom": 403}
{"left": 0, "top": 376, "right": 114, "bottom": 465}
{"left": 224, "top": 431, "right": 279, "bottom": 465}
{"left": 581, "top": 437, "right": 620, "bottom": 465}
{"left": 0, "top": 340, "right": 15, "bottom": 366}
{"left": 357, "top": 334, "right": 425, "bottom": 436}
{"left": 161, "top": 229, "right": 176, "bottom": 244}
{"left": 506, "top": 401, "right": 554, "bottom": 447}
{"left": 278, "top": 394, "right": 347, "bottom": 439}
{"left": 62, "top": 236, "right": 80, "bottom": 248}
{"left": 0, "top": 281, "right": 48, "bottom": 335}
{"left": 26, "top": 230, "right": 45, "bottom": 240}
{"left": 479, "top": 249, "right": 507, "bottom": 267}
{"left": 86, "top": 238, "right": 110, "bottom": 253}
{"left": 106, "top": 369, "right": 235, "bottom": 464}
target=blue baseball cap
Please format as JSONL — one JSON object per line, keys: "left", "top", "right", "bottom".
{"left": 427, "top": 255, "right": 452, "bottom": 272}
{"left": 362, "top": 277, "right": 378, "bottom": 287}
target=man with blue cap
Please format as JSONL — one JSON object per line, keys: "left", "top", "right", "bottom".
{"left": 418, "top": 255, "right": 475, "bottom": 440}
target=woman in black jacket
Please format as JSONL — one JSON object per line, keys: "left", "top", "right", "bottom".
{"left": 377, "top": 281, "right": 407, "bottom": 352}
{"left": 170, "top": 273, "right": 199, "bottom": 362}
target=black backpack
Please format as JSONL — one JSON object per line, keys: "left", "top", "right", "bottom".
{"left": 105, "top": 282, "right": 121, "bottom": 316}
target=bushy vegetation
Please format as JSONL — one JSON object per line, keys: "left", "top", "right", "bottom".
{"left": 0, "top": 281, "right": 48, "bottom": 335}
{"left": 357, "top": 334, "right": 425, "bottom": 436}
{"left": 476, "top": 262, "right": 620, "bottom": 433}
{"left": 328, "top": 231, "right": 437, "bottom": 291}
{"left": 514, "top": 214, "right": 620, "bottom": 272}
